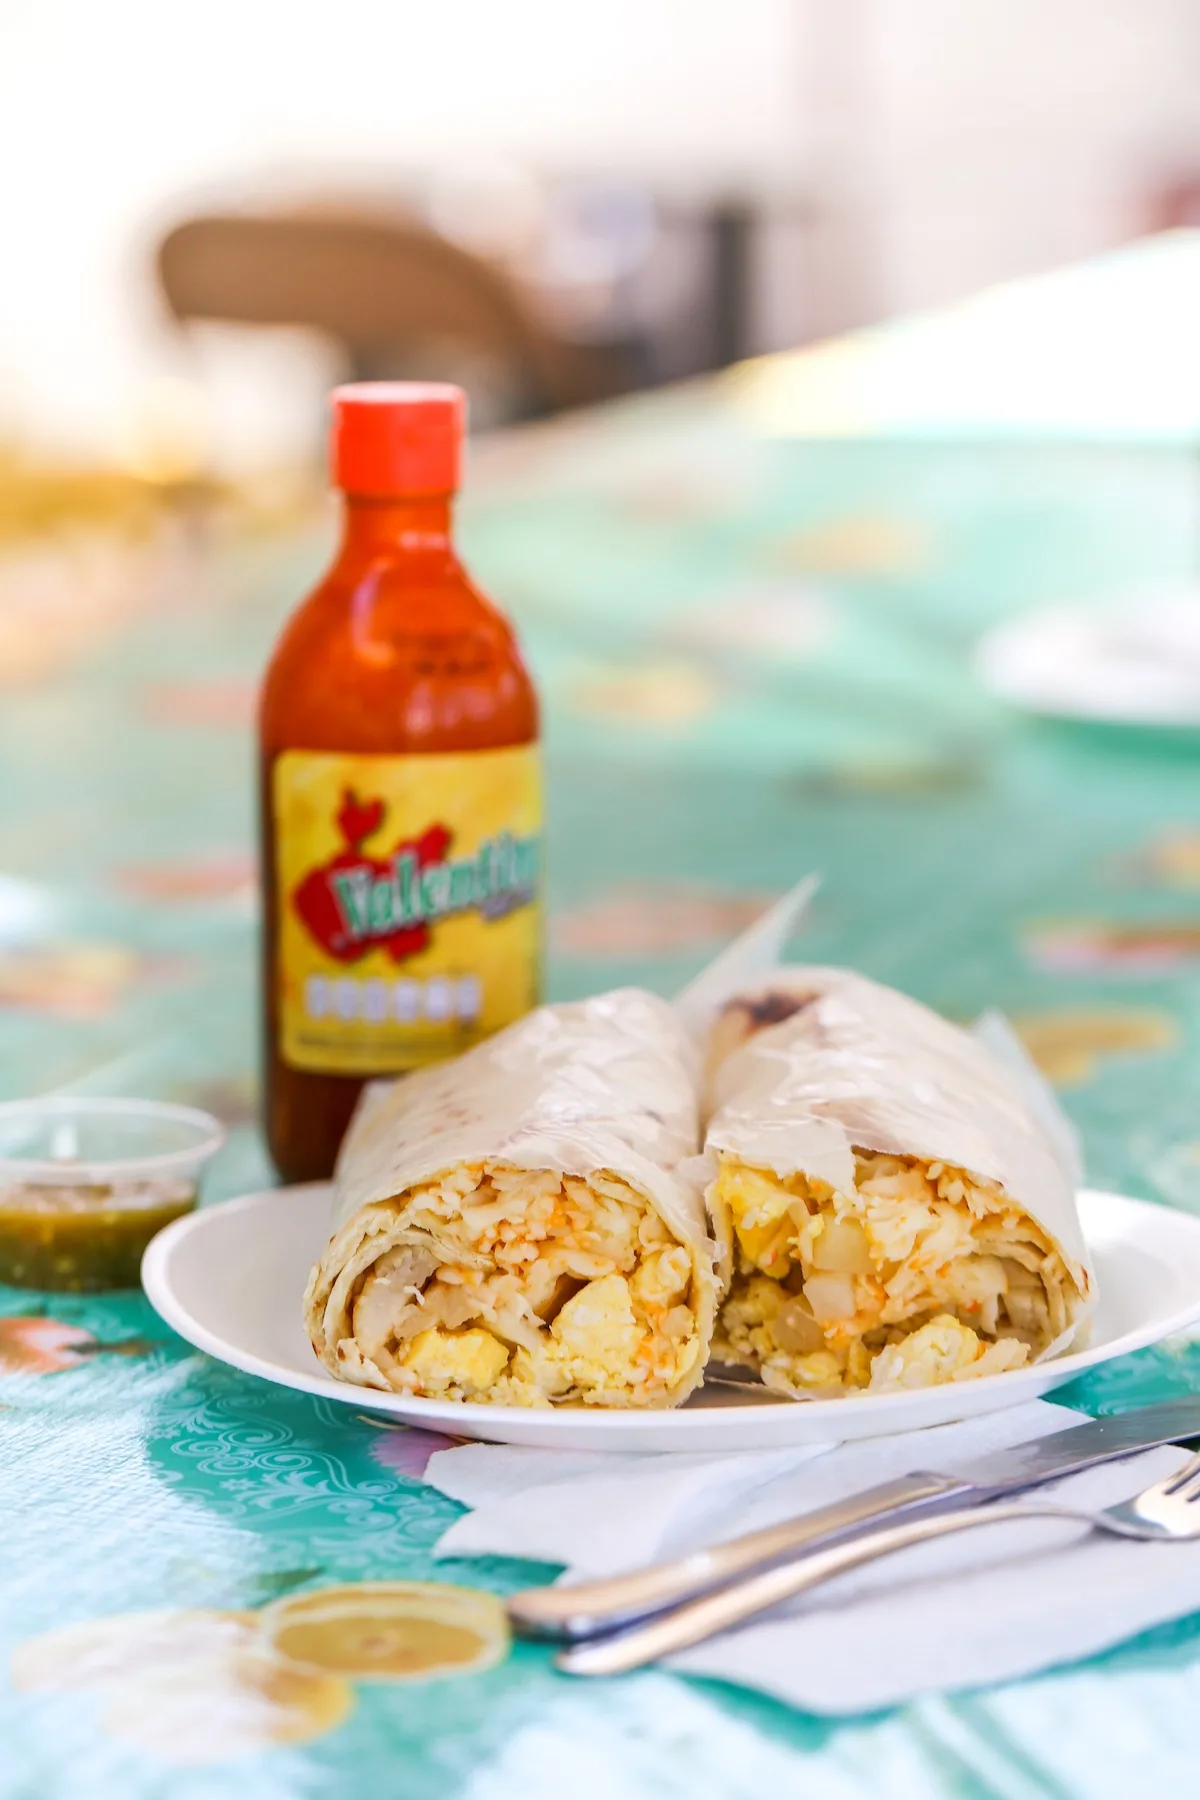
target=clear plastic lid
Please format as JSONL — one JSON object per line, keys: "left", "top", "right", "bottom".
{"left": 0, "top": 1097, "right": 226, "bottom": 1186}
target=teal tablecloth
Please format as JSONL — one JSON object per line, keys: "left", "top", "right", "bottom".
{"left": 6, "top": 238, "right": 1200, "bottom": 1797}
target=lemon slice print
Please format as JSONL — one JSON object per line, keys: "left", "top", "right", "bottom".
{"left": 99, "top": 1649, "right": 353, "bottom": 1763}
{"left": 263, "top": 1581, "right": 510, "bottom": 1682}
{"left": 13, "top": 1606, "right": 354, "bottom": 1764}
{"left": 12, "top": 1608, "right": 260, "bottom": 1690}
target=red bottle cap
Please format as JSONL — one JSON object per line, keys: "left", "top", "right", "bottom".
{"left": 330, "top": 382, "right": 465, "bottom": 497}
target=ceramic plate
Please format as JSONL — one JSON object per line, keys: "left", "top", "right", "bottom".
{"left": 975, "top": 591, "right": 1200, "bottom": 727}
{"left": 142, "top": 1183, "right": 1200, "bottom": 1453}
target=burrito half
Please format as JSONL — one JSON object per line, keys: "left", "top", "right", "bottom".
{"left": 305, "top": 990, "right": 717, "bottom": 1409}
{"left": 706, "top": 968, "right": 1093, "bottom": 1398}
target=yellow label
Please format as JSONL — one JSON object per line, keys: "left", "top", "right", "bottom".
{"left": 273, "top": 745, "right": 541, "bottom": 1074}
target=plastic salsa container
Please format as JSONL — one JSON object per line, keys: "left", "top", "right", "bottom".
{"left": 0, "top": 1098, "right": 225, "bottom": 1291}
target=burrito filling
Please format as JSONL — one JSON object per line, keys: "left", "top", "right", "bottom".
{"left": 713, "top": 1150, "right": 1077, "bottom": 1397}
{"left": 323, "top": 1162, "right": 704, "bottom": 1407}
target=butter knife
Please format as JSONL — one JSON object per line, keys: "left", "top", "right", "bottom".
{"left": 507, "top": 1397, "right": 1200, "bottom": 1640}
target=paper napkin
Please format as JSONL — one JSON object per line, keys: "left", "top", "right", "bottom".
{"left": 425, "top": 1402, "right": 1200, "bottom": 1712}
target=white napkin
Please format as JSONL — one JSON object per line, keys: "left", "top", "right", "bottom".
{"left": 425, "top": 1402, "right": 1200, "bottom": 1712}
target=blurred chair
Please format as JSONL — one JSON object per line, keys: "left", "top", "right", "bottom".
{"left": 1145, "top": 180, "right": 1200, "bottom": 234}
{"left": 157, "top": 209, "right": 630, "bottom": 425}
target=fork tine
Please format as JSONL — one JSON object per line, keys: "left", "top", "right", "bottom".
{"left": 1160, "top": 1449, "right": 1200, "bottom": 1498}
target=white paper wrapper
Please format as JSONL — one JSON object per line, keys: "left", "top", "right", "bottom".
{"left": 705, "top": 966, "right": 1094, "bottom": 1394}
{"left": 305, "top": 988, "right": 719, "bottom": 1409}
{"left": 969, "top": 1005, "right": 1084, "bottom": 1186}
{"left": 672, "top": 875, "right": 819, "bottom": 1037}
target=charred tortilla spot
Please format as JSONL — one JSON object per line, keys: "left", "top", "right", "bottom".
{"left": 725, "top": 990, "right": 817, "bottom": 1035}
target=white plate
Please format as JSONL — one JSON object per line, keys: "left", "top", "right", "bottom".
{"left": 142, "top": 1183, "right": 1200, "bottom": 1453}
{"left": 975, "top": 590, "right": 1200, "bottom": 727}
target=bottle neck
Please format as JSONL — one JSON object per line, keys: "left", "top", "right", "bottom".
{"left": 337, "top": 492, "right": 455, "bottom": 556}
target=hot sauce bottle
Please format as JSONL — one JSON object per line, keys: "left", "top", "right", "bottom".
{"left": 259, "top": 383, "right": 541, "bottom": 1182}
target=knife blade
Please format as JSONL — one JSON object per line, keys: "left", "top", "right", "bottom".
{"left": 507, "top": 1396, "right": 1200, "bottom": 1640}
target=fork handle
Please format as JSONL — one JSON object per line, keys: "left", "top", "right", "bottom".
{"left": 508, "top": 1471, "right": 967, "bottom": 1639}
{"left": 556, "top": 1499, "right": 1079, "bottom": 1677}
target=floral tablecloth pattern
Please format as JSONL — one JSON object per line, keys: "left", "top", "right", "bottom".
{"left": 6, "top": 240, "right": 1200, "bottom": 1797}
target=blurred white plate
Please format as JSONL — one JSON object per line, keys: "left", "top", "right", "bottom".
{"left": 143, "top": 1183, "right": 1200, "bottom": 1453}
{"left": 976, "top": 590, "right": 1200, "bottom": 726}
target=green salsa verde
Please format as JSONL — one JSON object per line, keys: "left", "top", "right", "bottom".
{"left": 0, "top": 1179, "right": 197, "bottom": 1290}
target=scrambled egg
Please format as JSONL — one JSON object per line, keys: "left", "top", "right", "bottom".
{"left": 346, "top": 1166, "right": 703, "bottom": 1408}
{"left": 509, "top": 1272, "right": 673, "bottom": 1402}
{"left": 714, "top": 1150, "right": 1071, "bottom": 1398}
{"left": 866, "top": 1316, "right": 1030, "bottom": 1391}
{"left": 399, "top": 1326, "right": 511, "bottom": 1397}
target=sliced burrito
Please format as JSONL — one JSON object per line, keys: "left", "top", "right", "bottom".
{"left": 304, "top": 990, "right": 717, "bottom": 1409}
{"left": 706, "top": 968, "right": 1093, "bottom": 1398}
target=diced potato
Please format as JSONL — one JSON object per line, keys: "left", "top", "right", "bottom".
{"left": 809, "top": 1215, "right": 872, "bottom": 1275}
{"left": 770, "top": 1294, "right": 826, "bottom": 1355}
{"left": 803, "top": 1271, "right": 858, "bottom": 1323}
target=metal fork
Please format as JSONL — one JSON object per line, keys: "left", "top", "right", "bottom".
{"left": 555, "top": 1449, "right": 1200, "bottom": 1677}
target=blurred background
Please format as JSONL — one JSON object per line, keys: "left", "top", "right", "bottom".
{"left": 5, "top": 0, "right": 1200, "bottom": 1207}
{"left": 3, "top": 0, "right": 1199, "bottom": 477}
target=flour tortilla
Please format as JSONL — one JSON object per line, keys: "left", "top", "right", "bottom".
{"left": 305, "top": 988, "right": 719, "bottom": 1407}
{"left": 706, "top": 965, "right": 1093, "bottom": 1358}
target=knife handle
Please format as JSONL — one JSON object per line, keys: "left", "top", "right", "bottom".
{"left": 555, "top": 1498, "right": 1055, "bottom": 1678}
{"left": 506, "top": 1470, "right": 968, "bottom": 1640}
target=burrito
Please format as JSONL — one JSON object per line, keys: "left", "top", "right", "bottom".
{"left": 706, "top": 968, "right": 1093, "bottom": 1398}
{"left": 304, "top": 990, "right": 718, "bottom": 1409}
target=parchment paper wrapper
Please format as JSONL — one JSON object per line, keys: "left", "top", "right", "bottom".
{"left": 705, "top": 966, "right": 1094, "bottom": 1398}
{"left": 305, "top": 989, "right": 719, "bottom": 1410}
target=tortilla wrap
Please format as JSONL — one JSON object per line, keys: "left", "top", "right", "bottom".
{"left": 705, "top": 966, "right": 1094, "bottom": 1398}
{"left": 305, "top": 988, "right": 717, "bottom": 1409}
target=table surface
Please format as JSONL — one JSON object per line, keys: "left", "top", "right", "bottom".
{"left": 6, "top": 237, "right": 1200, "bottom": 1798}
